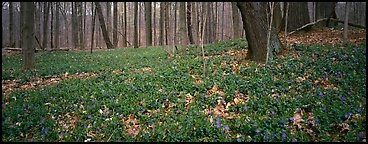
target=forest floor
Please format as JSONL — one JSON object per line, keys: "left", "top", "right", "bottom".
{"left": 2, "top": 28, "right": 366, "bottom": 142}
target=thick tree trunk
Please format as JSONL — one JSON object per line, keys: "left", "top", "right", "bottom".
{"left": 145, "top": 2, "right": 152, "bottom": 46}
{"left": 179, "top": 2, "right": 189, "bottom": 47}
{"left": 237, "top": 2, "right": 282, "bottom": 63}
{"left": 187, "top": 2, "right": 194, "bottom": 45}
{"left": 50, "top": 2, "right": 54, "bottom": 48}
{"left": 231, "top": 2, "right": 241, "bottom": 39}
{"left": 77, "top": 2, "right": 84, "bottom": 50}
{"left": 21, "top": 2, "right": 35, "bottom": 70}
{"left": 165, "top": 3, "right": 170, "bottom": 46}
{"left": 153, "top": 2, "right": 156, "bottom": 46}
{"left": 192, "top": 2, "right": 199, "bottom": 44}
{"left": 72, "top": 2, "right": 79, "bottom": 49}
{"left": 273, "top": 2, "right": 282, "bottom": 30}
{"left": 9, "top": 2, "right": 14, "bottom": 47}
{"left": 113, "top": 2, "right": 118, "bottom": 48}
{"left": 106, "top": 2, "right": 111, "bottom": 39}
{"left": 123, "top": 2, "right": 127, "bottom": 47}
{"left": 133, "top": 2, "right": 139, "bottom": 48}
{"left": 95, "top": 2, "right": 113, "bottom": 49}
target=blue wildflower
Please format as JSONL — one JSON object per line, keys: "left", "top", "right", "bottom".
{"left": 319, "top": 92, "right": 323, "bottom": 96}
{"left": 358, "top": 132, "right": 364, "bottom": 139}
{"left": 225, "top": 125, "right": 229, "bottom": 130}
{"left": 96, "top": 130, "right": 99, "bottom": 134}
{"left": 256, "top": 129, "right": 260, "bottom": 133}
{"left": 290, "top": 117, "right": 294, "bottom": 121}
{"left": 282, "top": 133, "right": 287, "bottom": 138}
{"left": 292, "top": 138, "right": 297, "bottom": 142}
{"left": 226, "top": 134, "right": 229, "bottom": 139}
{"left": 348, "top": 91, "right": 352, "bottom": 95}
{"left": 177, "top": 109, "right": 181, "bottom": 114}
{"left": 88, "top": 115, "right": 92, "bottom": 119}
{"left": 341, "top": 96, "right": 346, "bottom": 102}
{"left": 357, "top": 108, "right": 361, "bottom": 113}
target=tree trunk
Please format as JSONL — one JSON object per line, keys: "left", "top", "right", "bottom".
{"left": 77, "top": 2, "right": 84, "bottom": 50}
{"left": 315, "top": 2, "right": 337, "bottom": 27}
{"left": 55, "top": 2, "right": 59, "bottom": 48}
{"left": 42, "top": 2, "right": 50, "bottom": 49}
{"left": 106, "top": 2, "right": 111, "bottom": 39}
{"left": 343, "top": 2, "right": 350, "bottom": 45}
{"left": 165, "top": 3, "right": 170, "bottom": 46}
{"left": 123, "top": 2, "right": 127, "bottom": 47}
{"left": 83, "top": 2, "right": 86, "bottom": 49}
{"left": 273, "top": 2, "right": 282, "bottom": 30}
{"left": 133, "top": 2, "right": 139, "bottom": 48}
{"left": 72, "top": 2, "right": 79, "bottom": 49}
{"left": 179, "top": 2, "right": 189, "bottom": 47}
{"left": 113, "top": 2, "right": 118, "bottom": 48}
{"left": 284, "top": 2, "right": 310, "bottom": 32}
{"left": 21, "top": 2, "right": 35, "bottom": 70}
{"left": 9, "top": 2, "right": 14, "bottom": 47}
{"left": 159, "top": 2, "right": 165, "bottom": 45}
{"left": 91, "top": 2, "right": 96, "bottom": 53}
{"left": 145, "top": 2, "right": 152, "bottom": 46}
{"left": 187, "top": 2, "right": 194, "bottom": 45}
{"left": 237, "top": 2, "right": 282, "bottom": 63}
{"left": 231, "top": 2, "right": 241, "bottom": 39}
{"left": 153, "top": 2, "right": 156, "bottom": 46}
{"left": 95, "top": 2, "right": 113, "bottom": 49}
{"left": 192, "top": 2, "right": 199, "bottom": 44}
{"left": 50, "top": 2, "right": 54, "bottom": 48}
{"left": 173, "top": 2, "right": 178, "bottom": 45}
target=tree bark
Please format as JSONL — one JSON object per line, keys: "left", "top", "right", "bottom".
{"left": 91, "top": 2, "right": 96, "bottom": 53}
{"left": 123, "top": 2, "right": 127, "bottom": 47}
{"left": 77, "top": 2, "right": 84, "bottom": 49}
{"left": 21, "top": 2, "right": 35, "bottom": 70}
{"left": 231, "top": 2, "right": 241, "bottom": 39}
{"left": 179, "top": 2, "right": 189, "bottom": 47}
{"left": 284, "top": 2, "right": 310, "bottom": 32}
{"left": 9, "top": 2, "right": 14, "bottom": 47}
{"left": 315, "top": 2, "right": 337, "bottom": 27}
{"left": 153, "top": 2, "right": 156, "bottom": 46}
{"left": 95, "top": 2, "right": 113, "bottom": 49}
{"left": 106, "top": 2, "right": 111, "bottom": 39}
{"left": 55, "top": 2, "right": 59, "bottom": 48}
{"left": 72, "top": 2, "right": 79, "bottom": 49}
{"left": 343, "top": 2, "right": 350, "bottom": 45}
{"left": 42, "top": 2, "right": 50, "bottom": 49}
{"left": 187, "top": 2, "right": 194, "bottom": 45}
{"left": 145, "top": 2, "right": 152, "bottom": 46}
{"left": 192, "top": 2, "right": 199, "bottom": 44}
{"left": 133, "top": 2, "right": 139, "bottom": 48}
{"left": 113, "top": 2, "right": 118, "bottom": 48}
{"left": 159, "top": 2, "right": 165, "bottom": 46}
{"left": 51, "top": 2, "right": 54, "bottom": 48}
{"left": 273, "top": 2, "right": 282, "bottom": 30}
{"left": 237, "top": 2, "right": 282, "bottom": 63}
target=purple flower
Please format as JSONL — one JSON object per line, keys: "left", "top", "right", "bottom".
{"left": 292, "top": 138, "right": 297, "bottom": 142}
{"left": 307, "top": 120, "right": 311, "bottom": 125}
{"left": 243, "top": 106, "right": 247, "bottom": 110}
{"left": 344, "top": 113, "right": 349, "bottom": 119}
{"left": 358, "top": 132, "right": 364, "bottom": 139}
{"left": 357, "top": 108, "right": 361, "bottom": 113}
{"left": 224, "top": 125, "right": 229, "bottom": 130}
{"left": 341, "top": 96, "right": 346, "bottom": 102}
{"left": 120, "top": 113, "right": 124, "bottom": 117}
{"left": 177, "top": 109, "right": 181, "bottom": 113}
{"left": 319, "top": 92, "right": 323, "bottom": 96}
{"left": 348, "top": 91, "right": 352, "bottom": 95}
{"left": 256, "top": 129, "right": 260, "bottom": 133}
{"left": 45, "top": 129, "right": 48, "bottom": 134}
{"left": 290, "top": 117, "right": 294, "bottom": 121}
{"left": 271, "top": 110, "right": 275, "bottom": 115}
{"left": 208, "top": 109, "right": 213, "bottom": 114}
{"left": 41, "top": 118, "right": 45, "bottom": 124}
{"left": 226, "top": 134, "right": 229, "bottom": 139}
{"left": 88, "top": 115, "right": 92, "bottom": 119}
{"left": 282, "top": 133, "right": 287, "bottom": 138}
{"left": 84, "top": 124, "right": 88, "bottom": 127}
{"left": 323, "top": 105, "right": 327, "bottom": 111}
{"left": 96, "top": 130, "right": 99, "bottom": 134}
{"left": 275, "top": 93, "right": 279, "bottom": 97}
{"left": 271, "top": 135, "right": 275, "bottom": 139}
{"left": 216, "top": 119, "right": 221, "bottom": 128}
{"left": 142, "top": 109, "right": 146, "bottom": 113}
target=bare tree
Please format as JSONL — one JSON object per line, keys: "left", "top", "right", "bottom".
{"left": 187, "top": 2, "right": 194, "bottom": 44}
{"left": 133, "top": 2, "right": 139, "bottom": 48}
{"left": 284, "top": 2, "right": 310, "bottom": 32}
{"left": 113, "top": 2, "right": 118, "bottom": 48}
{"left": 145, "top": 2, "right": 152, "bottom": 46}
{"left": 55, "top": 2, "right": 60, "bottom": 48}
{"left": 21, "top": 2, "right": 35, "bottom": 70}
{"left": 91, "top": 2, "right": 96, "bottom": 53}
{"left": 237, "top": 2, "right": 282, "bottom": 63}
{"left": 343, "top": 2, "right": 351, "bottom": 45}
{"left": 159, "top": 2, "right": 165, "bottom": 45}
{"left": 42, "top": 2, "right": 50, "bottom": 49}
{"left": 179, "top": 2, "right": 189, "bottom": 47}
{"left": 50, "top": 2, "right": 54, "bottom": 48}
{"left": 95, "top": 2, "right": 113, "bottom": 49}
{"left": 9, "top": 2, "right": 14, "bottom": 47}
{"left": 231, "top": 2, "right": 240, "bottom": 39}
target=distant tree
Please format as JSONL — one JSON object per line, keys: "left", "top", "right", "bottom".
{"left": 95, "top": 2, "right": 113, "bottom": 49}
{"left": 237, "top": 2, "right": 282, "bottom": 63}
{"left": 113, "top": 2, "right": 118, "bottom": 48}
{"left": 187, "top": 2, "right": 194, "bottom": 45}
{"left": 315, "top": 2, "right": 337, "bottom": 27}
{"left": 231, "top": 2, "right": 241, "bottom": 39}
{"left": 9, "top": 2, "right": 14, "bottom": 47}
{"left": 50, "top": 2, "right": 54, "bottom": 48}
{"left": 179, "top": 2, "right": 189, "bottom": 47}
{"left": 159, "top": 2, "right": 164, "bottom": 45}
{"left": 72, "top": 2, "right": 79, "bottom": 49}
{"left": 145, "top": 2, "right": 152, "bottom": 46}
{"left": 21, "top": 2, "right": 35, "bottom": 70}
{"left": 91, "top": 2, "right": 96, "bottom": 53}
{"left": 42, "top": 2, "right": 50, "bottom": 49}
{"left": 55, "top": 2, "right": 60, "bottom": 48}
{"left": 133, "top": 2, "right": 139, "bottom": 48}
{"left": 284, "top": 2, "right": 310, "bottom": 32}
